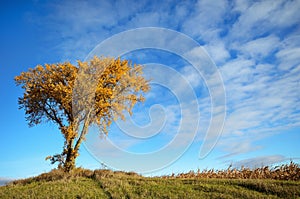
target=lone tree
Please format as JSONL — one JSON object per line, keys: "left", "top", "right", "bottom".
{"left": 15, "top": 56, "right": 149, "bottom": 172}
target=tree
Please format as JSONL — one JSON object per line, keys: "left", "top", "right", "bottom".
{"left": 15, "top": 56, "right": 150, "bottom": 172}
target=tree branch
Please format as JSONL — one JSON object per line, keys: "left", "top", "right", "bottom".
{"left": 44, "top": 101, "right": 64, "bottom": 128}
{"left": 74, "top": 110, "right": 92, "bottom": 152}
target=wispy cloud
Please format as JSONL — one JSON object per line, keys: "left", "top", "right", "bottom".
{"left": 229, "top": 155, "right": 288, "bottom": 168}
{"left": 26, "top": 0, "right": 300, "bottom": 168}
{"left": 239, "top": 35, "right": 280, "bottom": 59}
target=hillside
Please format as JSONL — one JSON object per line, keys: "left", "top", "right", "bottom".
{"left": 1, "top": 165, "right": 300, "bottom": 199}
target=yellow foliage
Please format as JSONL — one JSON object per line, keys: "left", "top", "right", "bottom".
{"left": 15, "top": 56, "right": 150, "bottom": 172}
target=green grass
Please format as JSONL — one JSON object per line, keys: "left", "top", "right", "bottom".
{"left": 1, "top": 168, "right": 300, "bottom": 199}
{"left": 0, "top": 177, "right": 107, "bottom": 199}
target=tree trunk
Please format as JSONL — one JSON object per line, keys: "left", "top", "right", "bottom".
{"left": 62, "top": 112, "right": 90, "bottom": 172}
{"left": 64, "top": 148, "right": 77, "bottom": 172}
{"left": 63, "top": 139, "right": 77, "bottom": 173}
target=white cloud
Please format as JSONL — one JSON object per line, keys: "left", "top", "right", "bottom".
{"left": 180, "top": 65, "right": 203, "bottom": 88}
{"left": 220, "top": 58, "right": 255, "bottom": 80}
{"left": 276, "top": 47, "right": 300, "bottom": 70}
{"left": 229, "top": 0, "right": 300, "bottom": 43}
{"left": 204, "top": 41, "right": 230, "bottom": 64}
{"left": 182, "top": 0, "right": 228, "bottom": 40}
{"left": 215, "top": 15, "right": 300, "bottom": 156}
{"left": 240, "top": 35, "right": 280, "bottom": 58}
{"left": 268, "top": 0, "right": 300, "bottom": 28}
{"left": 219, "top": 139, "right": 262, "bottom": 159}
{"left": 229, "top": 1, "right": 281, "bottom": 42}
{"left": 231, "top": 155, "right": 287, "bottom": 168}
{"left": 232, "top": 0, "right": 251, "bottom": 13}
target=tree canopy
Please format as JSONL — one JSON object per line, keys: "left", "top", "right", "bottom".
{"left": 15, "top": 56, "right": 150, "bottom": 172}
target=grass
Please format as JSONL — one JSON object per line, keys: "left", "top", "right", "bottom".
{"left": 0, "top": 177, "right": 107, "bottom": 198}
{"left": 168, "top": 161, "right": 300, "bottom": 180}
{"left": 1, "top": 163, "right": 300, "bottom": 198}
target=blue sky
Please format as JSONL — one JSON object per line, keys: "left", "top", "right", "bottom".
{"left": 1, "top": 0, "right": 300, "bottom": 179}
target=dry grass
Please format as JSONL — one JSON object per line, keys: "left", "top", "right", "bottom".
{"left": 163, "top": 161, "right": 300, "bottom": 180}
{"left": 10, "top": 167, "right": 140, "bottom": 186}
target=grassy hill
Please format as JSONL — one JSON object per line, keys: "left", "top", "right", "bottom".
{"left": 1, "top": 163, "right": 300, "bottom": 199}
